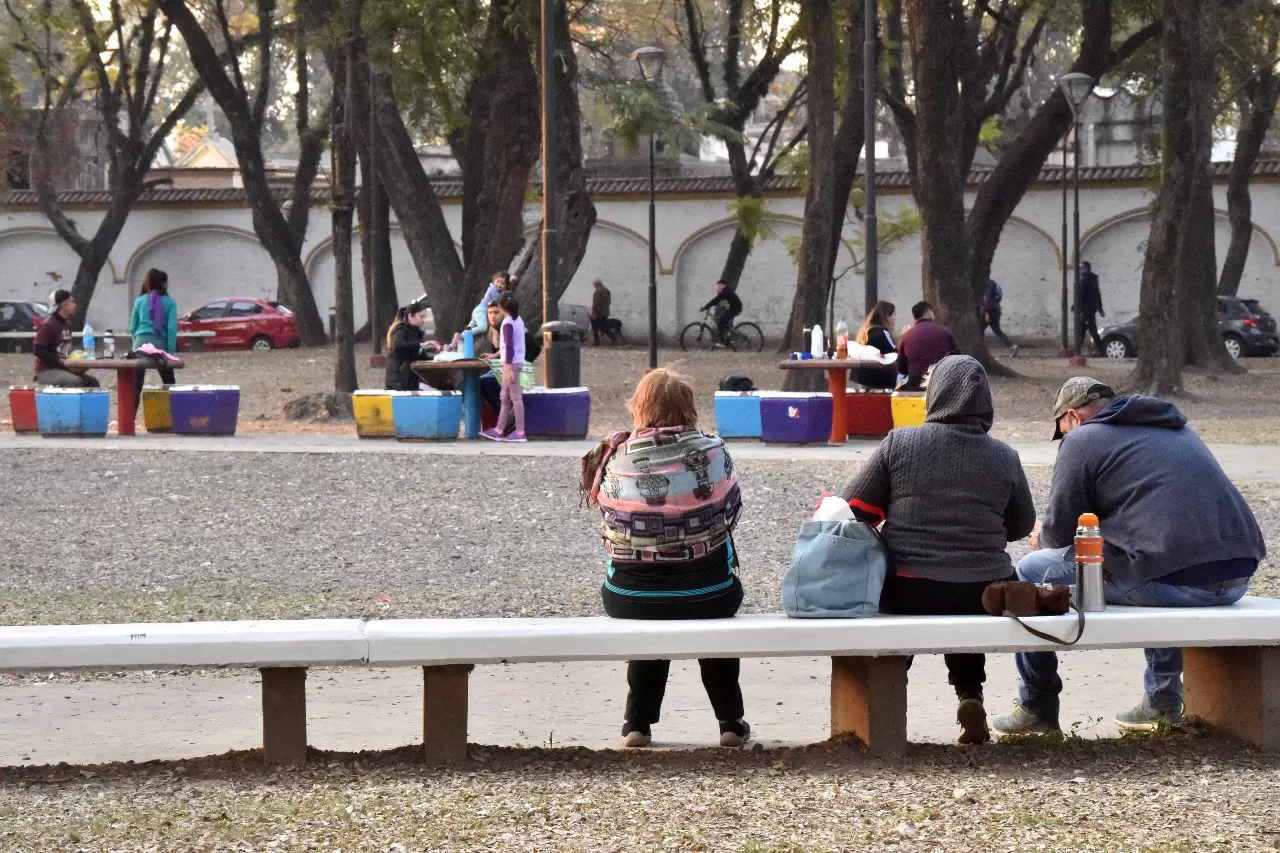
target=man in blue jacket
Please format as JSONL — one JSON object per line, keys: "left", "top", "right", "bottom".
{"left": 994, "top": 377, "right": 1265, "bottom": 736}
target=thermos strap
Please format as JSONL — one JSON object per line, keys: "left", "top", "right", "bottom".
{"left": 1011, "top": 605, "right": 1085, "bottom": 646}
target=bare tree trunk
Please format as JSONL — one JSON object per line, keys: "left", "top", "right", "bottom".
{"left": 825, "top": 7, "right": 866, "bottom": 294}
{"left": 330, "top": 2, "right": 358, "bottom": 393}
{"left": 902, "top": 0, "right": 984, "bottom": 358}
{"left": 1219, "top": 68, "right": 1280, "bottom": 296}
{"left": 782, "top": 0, "right": 835, "bottom": 393}
{"left": 719, "top": 229, "right": 755, "bottom": 290}
{"left": 1132, "top": 0, "right": 1222, "bottom": 393}
{"left": 158, "top": 0, "right": 328, "bottom": 345}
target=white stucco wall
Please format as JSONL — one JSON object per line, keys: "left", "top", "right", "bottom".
{"left": 2, "top": 177, "right": 1278, "bottom": 342}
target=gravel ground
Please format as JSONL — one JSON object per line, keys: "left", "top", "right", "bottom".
{"left": 6, "top": 341, "right": 1280, "bottom": 442}
{"left": 1, "top": 449, "right": 1277, "bottom": 628}
{"left": 0, "top": 737, "right": 1278, "bottom": 852}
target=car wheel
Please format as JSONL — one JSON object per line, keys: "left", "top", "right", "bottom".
{"left": 250, "top": 335, "right": 274, "bottom": 351}
{"left": 1223, "top": 334, "right": 1244, "bottom": 359}
{"left": 1102, "top": 336, "right": 1132, "bottom": 359}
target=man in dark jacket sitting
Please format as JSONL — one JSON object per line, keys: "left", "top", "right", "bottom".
{"left": 994, "top": 377, "right": 1265, "bottom": 737}
{"left": 896, "top": 301, "right": 957, "bottom": 390}
{"left": 844, "top": 355, "right": 1035, "bottom": 744}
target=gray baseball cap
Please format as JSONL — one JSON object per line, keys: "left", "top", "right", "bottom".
{"left": 1051, "top": 376, "right": 1114, "bottom": 440}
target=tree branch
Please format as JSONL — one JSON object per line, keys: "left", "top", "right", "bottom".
{"left": 980, "top": 12, "right": 1049, "bottom": 120}
{"left": 252, "top": 0, "right": 277, "bottom": 131}
{"left": 681, "top": 0, "right": 717, "bottom": 103}
{"left": 724, "top": 0, "right": 744, "bottom": 100}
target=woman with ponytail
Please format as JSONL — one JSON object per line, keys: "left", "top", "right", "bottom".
{"left": 127, "top": 268, "right": 179, "bottom": 419}
{"left": 384, "top": 299, "right": 430, "bottom": 391}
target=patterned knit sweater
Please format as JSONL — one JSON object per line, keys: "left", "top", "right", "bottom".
{"left": 593, "top": 427, "right": 742, "bottom": 563}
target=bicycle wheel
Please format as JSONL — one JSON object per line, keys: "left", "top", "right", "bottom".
{"left": 680, "top": 322, "right": 716, "bottom": 352}
{"left": 733, "top": 322, "right": 765, "bottom": 353}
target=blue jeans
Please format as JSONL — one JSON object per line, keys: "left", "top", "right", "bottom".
{"left": 1014, "top": 547, "right": 1248, "bottom": 721}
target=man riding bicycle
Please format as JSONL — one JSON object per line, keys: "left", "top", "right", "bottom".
{"left": 700, "top": 281, "right": 742, "bottom": 346}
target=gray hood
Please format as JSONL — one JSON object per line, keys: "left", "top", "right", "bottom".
{"left": 924, "top": 355, "right": 994, "bottom": 433}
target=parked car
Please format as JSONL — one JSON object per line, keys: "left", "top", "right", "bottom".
{"left": 0, "top": 300, "right": 50, "bottom": 352}
{"left": 1100, "top": 296, "right": 1280, "bottom": 359}
{"left": 178, "top": 299, "right": 301, "bottom": 351}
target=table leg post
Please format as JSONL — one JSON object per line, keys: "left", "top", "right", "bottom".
{"left": 827, "top": 369, "right": 848, "bottom": 444}
{"left": 117, "top": 368, "right": 138, "bottom": 436}
{"left": 463, "top": 375, "right": 481, "bottom": 439}
{"left": 831, "top": 655, "right": 908, "bottom": 755}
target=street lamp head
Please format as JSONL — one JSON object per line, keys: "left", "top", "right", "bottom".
{"left": 1058, "top": 72, "right": 1096, "bottom": 113}
{"left": 632, "top": 45, "right": 667, "bottom": 83}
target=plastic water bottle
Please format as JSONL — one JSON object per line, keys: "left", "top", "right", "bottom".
{"left": 82, "top": 322, "right": 96, "bottom": 359}
{"left": 1074, "top": 513, "right": 1106, "bottom": 612}
{"left": 103, "top": 329, "right": 115, "bottom": 359}
{"left": 810, "top": 324, "right": 824, "bottom": 358}
{"left": 834, "top": 320, "right": 849, "bottom": 359}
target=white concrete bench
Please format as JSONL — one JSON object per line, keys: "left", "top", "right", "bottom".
{"left": 2, "top": 598, "right": 1278, "bottom": 764}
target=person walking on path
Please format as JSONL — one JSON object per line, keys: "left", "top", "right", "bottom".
{"left": 127, "top": 268, "right": 179, "bottom": 417}
{"left": 589, "top": 279, "right": 612, "bottom": 346}
{"left": 1077, "top": 262, "right": 1105, "bottom": 354}
{"left": 896, "top": 301, "right": 957, "bottom": 391}
{"left": 980, "top": 279, "right": 1018, "bottom": 356}
{"left": 481, "top": 292, "right": 527, "bottom": 443}
{"left": 843, "top": 355, "right": 1036, "bottom": 744}
{"left": 993, "top": 377, "right": 1265, "bottom": 737}
{"left": 32, "top": 289, "right": 100, "bottom": 388}
{"left": 580, "top": 368, "right": 750, "bottom": 750}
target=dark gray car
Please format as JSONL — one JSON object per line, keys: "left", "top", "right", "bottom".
{"left": 0, "top": 301, "right": 49, "bottom": 353}
{"left": 1099, "top": 296, "right": 1279, "bottom": 359}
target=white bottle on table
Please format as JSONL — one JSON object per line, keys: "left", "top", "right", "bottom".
{"left": 103, "top": 329, "right": 115, "bottom": 359}
{"left": 82, "top": 322, "right": 96, "bottom": 358}
{"left": 809, "top": 324, "right": 824, "bottom": 358}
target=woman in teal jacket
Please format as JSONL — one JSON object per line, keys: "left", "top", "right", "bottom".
{"left": 128, "top": 268, "right": 178, "bottom": 419}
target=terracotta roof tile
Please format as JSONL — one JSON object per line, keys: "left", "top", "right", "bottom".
{"left": 4, "top": 160, "right": 1278, "bottom": 206}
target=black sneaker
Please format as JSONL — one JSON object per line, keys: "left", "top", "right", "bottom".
{"left": 621, "top": 721, "right": 651, "bottom": 748}
{"left": 719, "top": 718, "right": 751, "bottom": 747}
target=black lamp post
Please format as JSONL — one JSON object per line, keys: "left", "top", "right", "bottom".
{"left": 1058, "top": 71, "right": 1094, "bottom": 361}
{"left": 863, "top": 0, "right": 878, "bottom": 315}
{"left": 633, "top": 44, "right": 666, "bottom": 371}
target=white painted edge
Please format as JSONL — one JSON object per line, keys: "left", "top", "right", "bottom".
{"left": 2, "top": 599, "right": 1278, "bottom": 673}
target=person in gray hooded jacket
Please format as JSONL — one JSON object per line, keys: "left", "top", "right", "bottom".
{"left": 843, "top": 355, "right": 1036, "bottom": 744}
{"left": 994, "top": 377, "right": 1265, "bottom": 737}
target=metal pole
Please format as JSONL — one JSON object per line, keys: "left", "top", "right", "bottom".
{"left": 1072, "top": 119, "right": 1083, "bottom": 359}
{"left": 863, "top": 0, "right": 878, "bottom": 315}
{"left": 1060, "top": 132, "right": 1069, "bottom": 353}
{"left": 369, "top": 61, "right": 383, "bottom": 355}
{"left": 647, "top": 133, "right": 658, "bottom": 370}
{"left": 541, "top": 0, "right": 561, "bottom": 387}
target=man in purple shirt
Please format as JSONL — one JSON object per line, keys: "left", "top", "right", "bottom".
{"left": 897, "top": 301, "right": 957, "bottom": 390}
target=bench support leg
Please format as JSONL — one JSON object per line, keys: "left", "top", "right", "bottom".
{"left": 831, "top": 655, "right": 908, "bottom": 756}
{"left": 261, "top": 667, "right": 308, "bottom": 765}
{"left": 423, "top": 664, "right": 473, "bottom": 764}
{"left": 1184, "top": 645, "right": 1279, "bottom": 750}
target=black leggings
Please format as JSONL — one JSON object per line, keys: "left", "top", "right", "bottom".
{"left": 879, "top": 572, "right": 1015, "bottom": 702}
{"left": 130, "top": 365, "right": 177, "bottom": 422}
{"left": 604, "top": 574, "right": 744, "bottom": 726}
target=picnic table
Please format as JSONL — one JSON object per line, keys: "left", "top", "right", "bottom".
{"left": 410, "top": 358, "right": 491, "bottom": 439}
{"left": 778, "top": 357, "right": 898, "bottom": 444}
{"left": 62, "top": 358, "right": 185, "bottom": 436}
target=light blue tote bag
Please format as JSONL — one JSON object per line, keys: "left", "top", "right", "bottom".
{"left": 782, "top": 519, "right": 890, "bottom": 618}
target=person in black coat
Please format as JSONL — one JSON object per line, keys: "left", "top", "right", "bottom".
{"left": 384, "top": 299, "right": 430, "bottom": 391}
{"left": 1077, "top": 262, "right": 1105, "bottom": 355}
{"left": 852, "top": 300, "right": 898, "bottom": 389}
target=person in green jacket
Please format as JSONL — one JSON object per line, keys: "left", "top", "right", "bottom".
{"left": 127, "top": 268, "right": 179, "bottom": 420}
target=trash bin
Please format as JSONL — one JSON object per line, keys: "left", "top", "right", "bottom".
{"left": 542, "top": 320, "right": 585, "bottom": 389}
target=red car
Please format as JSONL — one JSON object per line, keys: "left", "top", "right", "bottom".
{"left": 178, "top": 299, "right": 301, "bottom": 351}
